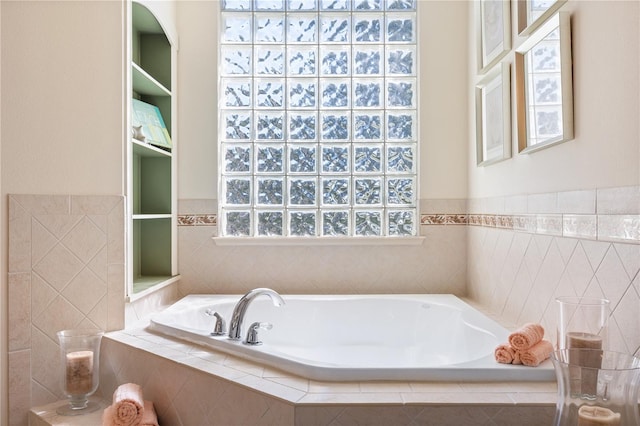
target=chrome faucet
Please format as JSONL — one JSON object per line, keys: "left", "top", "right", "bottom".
{"left": 228, "top": 288, "right": 285, "bottom": 340}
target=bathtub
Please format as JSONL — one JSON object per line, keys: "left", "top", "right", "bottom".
{"left": 148, "top": 294, "right": 554, "bottom": 381}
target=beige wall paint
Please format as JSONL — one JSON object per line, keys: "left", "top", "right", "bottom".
{"left": 468, "top": 0, "right": 640, "bottom": 199}
{"left": 177, "top": 0, "right": 471, "bottom": 200}
{"left": 1, "top": 1, "right": 126, "bottom": 421}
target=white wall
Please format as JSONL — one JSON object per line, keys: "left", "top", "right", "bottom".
{"left": 468, "top": 0, "right": 640, "bottom": 199}
{"left": 1, "top": 1, "right": 125, "bottom": 422}
{"left": 177, "top": 0, "right": 470, "bottom": 201}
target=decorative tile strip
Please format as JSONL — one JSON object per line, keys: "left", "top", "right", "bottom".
{"left": 468, "top": 214, "right": 484, "bottom": 226}
{"left": 536, "top": 214, "right": 563, "bottom": 236}
{"left": 177, "top": 212, "right": 639, "bottom": 244}
{"left": 178, "top": 214, "right": 217, "bottom": 226}
{"left": 420, "top": 214, "right": 468, "bottom": 225}
{"left": 496, "top": 215, "right": 514, "bottom": 229}
{"left": 598, "top": 215, "right": 640, "bottom": 243}
{"left": 563, "top": 215, "right": 597, "bottom": 240}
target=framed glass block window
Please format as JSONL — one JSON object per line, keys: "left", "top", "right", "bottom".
{"left": 219, "top": 0, "right": 418, "bottom": 237}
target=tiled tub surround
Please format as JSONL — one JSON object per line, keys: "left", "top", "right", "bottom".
{"left": 98, "top": 317, "right": 557, "bottom": 426}
{"left": 9, "top": 186, "right": 640, "bottom": 425}
{"left": 7, "top": 195, "right": 125, "bottom": 426}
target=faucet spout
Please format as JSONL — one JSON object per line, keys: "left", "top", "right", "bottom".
{"left": 228, "top": 288, "right": 285, "bottom": 340}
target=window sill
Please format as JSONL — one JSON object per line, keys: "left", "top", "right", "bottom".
{"left": 212, "top": 236, "right": 425, "bottom": 246}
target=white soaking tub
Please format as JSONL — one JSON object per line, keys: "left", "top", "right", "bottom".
{"left": 148, "top": 294, "right": 554, "bottom": 381}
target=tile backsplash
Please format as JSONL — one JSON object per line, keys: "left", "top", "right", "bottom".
{"left": 7, "top": 186, "right": 639, "bottom": 424}
{"left": 7, "top": 195, "right": 125, "bottom": 425}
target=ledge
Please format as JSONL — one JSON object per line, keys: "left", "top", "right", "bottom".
{"left": 212, "top": 236, "right": 426, "bottom": 246}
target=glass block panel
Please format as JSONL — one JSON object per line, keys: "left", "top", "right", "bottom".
{"left": 289, "top": 145, "right": 317, "bottom": 173}
{"left": 223, "top": 79, "right": 251, "bottom": 107}
{"left": 532, "top": 74, "right": 561, "bottom": 104}
{"left": 322, "top": 178, "right": 349, "bottom": 205}
{"left": 256, "top": 47, "right": 285, "bottom": 74}
{"left": 255, "top": 14, "right": 285, "bottom": 42}
{"left": 320, "top": 0, "right": 349, "bottom": 10}
{"left": 529, "top": 106, "right": 562, "bottom": 140}
{"left": 256, "top": 113, "right": 284, "bottom": 139}
{"left": 353, "top": 15, "right": 382, "bottom": 42}
{"left": 354, "top": 178, "right": 381, "bottom": 204}
{"left": 387, "top": 112, "right": 415, "bottom": 140}
{"left": 225, "top": 178, "right": 251, "bottom": 204}
{"left": 354, "top": 0, "right": 381, "bottom": 10}
{"left": 288, "top": 0, "right": 316, "bottom": 10}
{"left": 387, "top": 79, "right": 416, "bottom": 108}
{"left": 354, "top": 145, "right": 382, "bottom": 172}
{"left": 256, "top": 79, "right": 284, "bottom": 107}
{"left": 223, "top": 111, "right": 252, "bottom": 139}
{"left": 388, "top": 210, "right": 415, "bottom": 236}
{"left": 218, "top": 2, "right": 417, "bottom": 238}
{"left": 289, "top": 112, "right": 317, "bottom": 140}
{"left": 322, "top": 145, "right": 349, "bottom": 172}
{"left": 386, "top": 14, "right": 415, "bottom": 43}
{"left": 287, "top": 47, "right": 317, "bottom": 75}
{"left": 223, "top": 0, "right": 252, "bottom": 11}
{"left": 322, "top": 211, "right": 350, "bottom": 236}
{"left": 353, "top": 79, "right": 382, "bottom": 108}
{"left": 321, "top": 113, "right": 349, "bottom": 140}
{"left": 320, "top": 14, "right": 350, "bottom": 42}
{"left": 387, "top": 144, "right": 415, "bottom": 172}
{"left": 354, "top": 113, "right": 382, "bottom": 140}
{"left": 257, "top": 178, "right": 284, "bottom": 205}
{"left": 256, "top": 145, "right": 284, "bottom": 172}
{"left": 387, "top": 177, "right": 414, "bottom": 205}
{"left": 289, "top": 211, "right": 317, "bottom": 236}
{"left": 386, "top": 0, "right": 415, "bottom": 10}
{"left": 225, "top": 210, "right": 251, "bottom": 236}
{"left": 257, "top": 211, "right": 284, "bottom": 236}
{"left": 354, "top": 210, "right": 382, "bottom": 236}
{"left": 221, "top": 46, "right": 252, "bottom": 75}
{"left": 321, "top": 79, "right": 350, "bottom": 108}
{"left": 287, "top": 14, "right": 317, "bottom": 43}
{"left": 386, "top": 46, "right": 415, "bottom": 75}
{"left": 289, "top": 179, "right": 317, "bottom": 205}
{"left": 320, "top": 47, "right": 350, "bottom": 75}
{"left": 288, "top": 79, "right": 317, "bottom": 108}
{"left": 223, "top": 144, "right": 251, "bottom": 172}
{"left": 255, "top": 0, "right": 284, "bottom": 10}
{"left": 353, "top": 47, "right": 382, "bottom": 75}
{"left": 222, "top": 14, "right": 252, "bottom": 42}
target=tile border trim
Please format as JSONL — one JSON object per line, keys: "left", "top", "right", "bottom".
{"left": 178, "top": 213, "right": 639, "bottom": 244}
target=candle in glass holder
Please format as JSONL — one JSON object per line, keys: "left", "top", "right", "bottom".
{"left": 577, "top": 405, "right": 621, "bottom": 425}
{"left": 65, "top": 350, "right": 94, "bottom": 395}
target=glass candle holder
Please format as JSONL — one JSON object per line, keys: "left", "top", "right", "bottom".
{"left": 556, "top": 297, "right": 610, "bottom": 350}
{"left": 56, "top": 329, "right": 104, "bottom": 416}
{"left": 551, "top": 349, "right": 640, "bottom": 426}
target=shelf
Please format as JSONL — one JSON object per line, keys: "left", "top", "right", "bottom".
{"left": 133, "top": 214, "right": 172, "bottom": 220}
{"left": 132, "top": 274, "right": 180, "bottom": 296}
{"left": 133, "top": 139, "right": 171, "bottom": 157}
{"left": 132, "top": 62, "right": 171, "bottom": 97}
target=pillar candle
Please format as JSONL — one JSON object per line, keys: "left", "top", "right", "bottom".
{"left": 65, "top": 350, "right": 94, "bottom": 395}
{"left": 577, "top": 405, "right": 621, "bottom": 426}
{"left": 567, "top": 332, "right": 603, "bottom": 397}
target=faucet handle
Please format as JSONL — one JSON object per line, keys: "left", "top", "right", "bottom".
{"left": 244, "top": 322, "right": 272, "bottom": 345}
{"left": 205, "top": 309, "right": 226, "bottom": 336}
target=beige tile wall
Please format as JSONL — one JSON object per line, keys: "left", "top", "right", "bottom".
{"left": 7, "top": 195, "right": 125, "bottom": 426}
{"left": 8, "top": 188, "right": 639, "bottom": 425}
{"left": 176, "top": 199, "right": 469, "bottom": 297}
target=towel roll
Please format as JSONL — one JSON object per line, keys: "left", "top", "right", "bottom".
{"left": 508, "top": 323, "right": 545, "bottom": 351}
{"left": 141, "top": 401, "right": 159, "bottom": 426}
{"left": 494, "top": 343, "right": 516, "bottom": 364}
{"left": 112, "top": 383, "right": 145, "bottom": 426}
{"left": 519, "top": 340, "right": 554, "bottom": 367}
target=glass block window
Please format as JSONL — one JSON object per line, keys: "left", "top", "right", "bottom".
{"left": 219, "top": 0, "right": 417, "bottom": 237}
